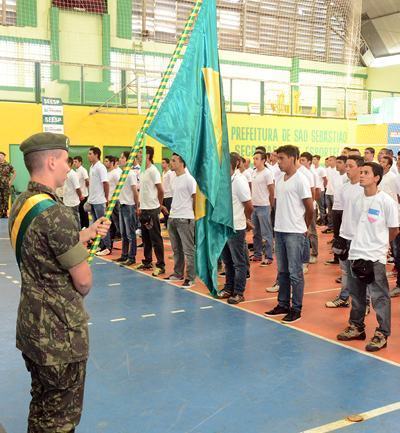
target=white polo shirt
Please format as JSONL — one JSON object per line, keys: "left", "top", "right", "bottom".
{"left": 275, "top": 170, "right": 312, "bottom": 233}
{"left": 63, "top": 169, "right": 80, "bottom": 207}
{"left": 75, "top": 165, "right": 88, "bottom": 197}
{"left": 88, "top": 161, "right": 108, "bottom": 205}
{"left": 230, "top": 170, "right": 251, "bottom": 230}
{"left": 251, "top": 167, "right": 274, "bottom": 206}
{"left": 170, "top": 172, "right": 197, "bottom": 219}
{"left": 139, "top": 164, "right": 162, "bottom": 210}
{"left": 119, "top": 169, "right": 137, "bottom": 205}
{"left": 349, "top": 191, "right": 398, "bottom": 264}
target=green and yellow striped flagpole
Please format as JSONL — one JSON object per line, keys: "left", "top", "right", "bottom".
{"left": 88, "top": 0, "right": 204, "bottom": 263}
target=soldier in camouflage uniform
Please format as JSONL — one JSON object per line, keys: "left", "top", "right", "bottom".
{"left": 9, "top": 133, "right": 110, "bottom": 433}
{"left": 0, "top": 151, "right": 16, "bottom": 217}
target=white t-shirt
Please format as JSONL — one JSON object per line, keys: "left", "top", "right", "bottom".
{"left": 326, "top": 166, "right": 338, "bottom": 195}
{"left": 339, "top": 182, "right": 364, "bottom": 240}
{"left": 391, "top": 164, "right": 398, "bottom": 175}
{"left": 63, "top": 169, "right": 80, "bottom": 207}
{"left": 349, "top": 191, "right": 399, "bottom": 264}
{"left": 275, "top": 171, "right": 312, "bottom": 233}
{"left": 332, "top": 173, "right": 348, "bottom": 211}
{"left": 119, "top": 170, "right": 138, "bottom": 205}
{"left": 298, "top": 165, "right": 315, "bottom": 189}
{"left": 108, "top": 167, "right": 122, "bottom": 200}
{"left": 75, "top": 166, "right": 88, "bottom": 197}
{"left": 243, "top": 168, "right": 253, "bottom": 183}
{"left": 379, "top": 171, "right": 398, "bottom": 202}
{"left": 251, "top": 168, "right": 274, "bottom": 206}
{"left": 88, "top": 161, "right": 108, "bottom": 205}
{"left": 162, "top": 169, "right": 175, "bottom": 199}
{"left": 139, "top": 164, "right": 162, "bottom": 210}
{"left": 315, "top": 166, "right": 327, "bottom": 192}
{"left": 231, "top": 170, "right": 251, "bottom": 230}
{"left": 267, "top": 163, "right": 282, "bottom": 183}
{"left": 169, "top": 172, "right": 197, "bottom": 219}
{"left": 133, "top": 164, "right": 141, "bottom": 190}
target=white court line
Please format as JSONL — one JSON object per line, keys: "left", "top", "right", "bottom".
{"left": 110, "top": 317, "right": 127, "bottom": 322}
{"left": 0, "top": 237, "right": 10, "bottom": 240}
{"left": 5, "top": 276, "right": 12, "bottom": 279}
{"left": 141, "top": 313, "right": 156, "bottom": 318}
{"left": 301, "top": 401, "right": 400, "bottom": 433}
{"left": 243, "top": 288, "right": 340, "bottom": 304}
{"left": 200, "top": 306, "right": 214, "bottom": 310}
{"left": 0, "top": 263, "right": 7, "bottom": 265}
{"left": 108, "top": 283, "right": 121, "bottom": 286}
{"left": 0, "top": 271, "right": 5, "bottom": 275}
{"left": 171, "top": 309, "right": 185, "bottom": 314}
{"left": 12, "top": 280, "right": 20, "bottom": 284}
{"left": 95, "top": 262, "right": 107, "bottom": 265}
{"left": 88, "top": 322, "right": 93, "bottom": 326}
{"left": 96, "top": 256, "right": 400, "bottom": 368}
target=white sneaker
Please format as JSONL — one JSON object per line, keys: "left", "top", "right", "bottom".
{"left": 303, "top": 264, "right": 309, "bottom": 274}
{"left": 136, "top": 229, "right": 142, "bottom": 236}
{"left": 390, "top": 287, "right": 400, "bottom": 298}
{"left": 266, "top": 282, "right": 279, "bottom": 293}
{"left": 309, "top": 255, "right": 317, "bottom": 264}
{"left": 96, "top": 248, "right": 111, "bottom": 256}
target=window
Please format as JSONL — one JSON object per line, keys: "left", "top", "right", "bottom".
{"left": 52, "top": 0, "right": 107, "bottom": 14}
{"left": 0, "top": 40, "right": 50, "bottom": 87}
{"left": 0, "top": 0, "right": 16, "bottom": 25}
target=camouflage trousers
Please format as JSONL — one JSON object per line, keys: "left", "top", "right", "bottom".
{"left": 23, "top": 354, "right": 87, "bottom": 433}
{"left": 0, "top": 187, "right": 10, "bottom": 217}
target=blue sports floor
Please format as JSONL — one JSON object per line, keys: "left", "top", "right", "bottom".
{"left": 1, "top": 219, "right": 400, "bottom": 433}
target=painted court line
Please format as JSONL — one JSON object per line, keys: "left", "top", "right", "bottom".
{"left": 5, "top": 276, "right": 12, "bottom": 279}
{"left": 96, "top": 257, "right": 400, "bottom": 368}
{"left": 243, "top": 288, "right": 341, "bottom": 304}
{"left": 141, "top": 313, "right": 156, "bottom": 318}
{"left": 0, "top": 271, "right": 5, "bottom": 275}
{"left": 200, "top": 306, "right": 214, "bottom": 310}
{"left": 110, "top": 317, "right": 127, "bottom": 322}
{"left": 301, "top": 401, "right": 400, "bottom": 433}
{"left": 12, "top": 280, "right": 19, "bottom": 284}
{"left": 108, "top": 283, "right": 121, "bottom": 286}
{"left": 171, "top": 309, "right": 185, "bottom": 314}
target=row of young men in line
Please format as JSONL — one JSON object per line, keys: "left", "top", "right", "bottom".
{"left": 221, "top": 144, "right": 399, "bottom": 352}
{"left": 61, "top": 146, "right": 197, "bottom": 289}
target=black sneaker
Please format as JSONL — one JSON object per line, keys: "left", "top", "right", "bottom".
{"left": 114, "top": 256, "right": 127, "bottom": 263}
{"left": 182, "top": 279, "right": 194, "bottom": 288}
{"left": 365, "top": 331, "right": 387, "bottom": 352}
{"left": 264, "top": 305, "right": 289, "bottom": 317}
{"left": 337, "top": 325, "right": 366, "bottom": 341}
{"left": 246, "top": 271, "right": 250, "bottom": 279}
{"left": 281, "top": 309, "right": 301, "bottom": 323}
{"left": 228, "top": 294, "right": 245, "bottom": 304}
{"left": 122, "top": 258, "right": 136, "bottom": 266}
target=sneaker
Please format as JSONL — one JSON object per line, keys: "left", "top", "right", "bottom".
{"left": 217, "top": 289, "right": 233, "bottom": 299}
{"left": 264, "top": 305, "right": 289, "bottom": 316}
{"left": 122, "top": 258, "right": 136, "bottom": 266}
{"left": 250, "top": 256, "right": 262, "bottom": 262}
{"left": 182, "top": 279, "right": 194, "bottom": 288}
{"left": 325, "top": 296, "right": 350, "bottom": 308}
{"left": 390, "top": 286, "right": 400, "bottom": 298}
{"left": 309, "top": 255, "right": 318, "bottom": 264}
{"left": 135, "top": 228, "right": 142, "bottom": 236}
{"left": 114, "top": 256, "right": 127, "bottom": 263}
{"left": 325, "top": 258, "right": 339, "bottom": 265}
{"left": 337, "top": 325, "right": 366, "bottom": 341}
{"left": 281, "top": 309, "right": 301, "bottom": 323}
{"left": 335, "top": 276, "right": 342, "bottom": 284}
{"left": 137, "top": 243, "right": 144, "bottom": 248}
{"left": 366, "top": 303, "right": 371, "bottom": 316}
{"left": 219, "top": 271, "right": 226, "bottom": 276}
{"left": 260, "top": 259, "right": 272, "bottom": 267}
{"left": 152, "top": 267, "right": 165, "bottom": 277}
{"left": 96, "top": 248, "right": 111, "bottom": 256}
{"left": 266, "top": 282, "right": 279, "bottom": 293}
{"left": 164, "top": 274, "right": 184, "bottom": 281}
{"left": 228, "top": 294, "right": 245, "bottom": 304}
{"left": 134, "top": 263, "right": 153, "bottom": 271}
{"left": 365, "top": 331, "right": 387, "bottom": 352}
{"left": 322, "top": 228, "right": 334, "bottom": 234}
{"left": 303, "top": 264, "right": 309, "bottom": 274}
{"left": 246, "top": 271, "right": 250, "bottom": 279}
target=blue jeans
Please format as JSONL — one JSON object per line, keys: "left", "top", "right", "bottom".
{"left": 221, "top": 229, "right": 247, "bottom": 295}
{"left": 252, "top": 205, "right": 273, "bottom": 261}
{"left": 275, "top": 232, "right": 305, "bottom": 312}
{"left": 90, "top": 203, "right": 111, "bottom": 250}
{"left": 119, "top": 204, "right": 137, "bottom": 260}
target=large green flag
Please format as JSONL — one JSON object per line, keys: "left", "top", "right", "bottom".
{"left": 147, "top": 0, "right": 233, "bottom": 296}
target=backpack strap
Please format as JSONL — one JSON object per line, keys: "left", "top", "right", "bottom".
{"left": 10, "top": 193, "right": 57, "bottom": 268}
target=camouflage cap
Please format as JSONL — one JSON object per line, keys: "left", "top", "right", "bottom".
{"left": 20, "top": 132, "right": 70, "bottom": 156}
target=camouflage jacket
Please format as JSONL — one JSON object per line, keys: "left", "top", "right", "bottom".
{"left": 9, "top": 181, "right": 90, "bottom": 366}
{"left": 0, "top": 161, "right": 14, "bottom": 188}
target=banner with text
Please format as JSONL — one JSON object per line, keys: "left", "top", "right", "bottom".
{"left": 227, "top": 114, "right": 357, "bottom": 158}
{"left": 42, "top": 97, "right": 64, "bottom": 134}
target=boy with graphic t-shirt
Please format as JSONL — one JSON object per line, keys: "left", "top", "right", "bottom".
{"left": 337, "top": 162, "right": 398, "bottom": 352}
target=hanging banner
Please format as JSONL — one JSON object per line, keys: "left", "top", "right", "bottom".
{"left": 42, "top": 97, "right": 64, "bottom": 133}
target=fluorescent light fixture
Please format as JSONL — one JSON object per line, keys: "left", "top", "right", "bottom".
{"left": 371, "top": 54, "right": 400, "bottom": 68}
